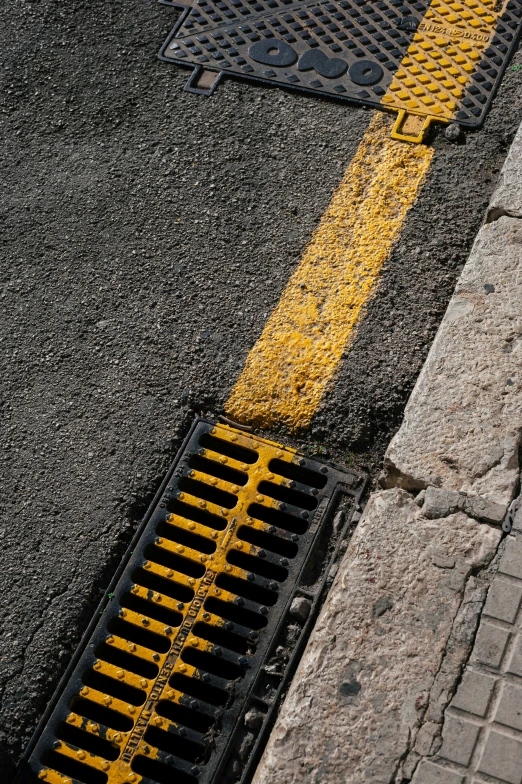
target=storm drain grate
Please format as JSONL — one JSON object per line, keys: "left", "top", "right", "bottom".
{"left": 18, "top": 419, "right": 366, "bottom": 784}
{"left": 159, "top": 0, "right": 522, "bottom": 141}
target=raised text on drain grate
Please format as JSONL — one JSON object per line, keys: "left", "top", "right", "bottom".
{"left": 19, "top": 419, "right": 365, "bottom": 784}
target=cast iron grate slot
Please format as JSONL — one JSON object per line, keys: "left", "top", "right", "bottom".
{"left": 204, "top": 596, "right": 268, "bottom": 630}
{"left": 169, "top": 672, "right": 230, "bottom": 706}
{"left": 82, "top": 670, "right": 147, "bottom": 707}
{"left": 198, "top": 431, "right": 258, "bottom": 463}
{"left": 257, "top": 480, "right": 318, "bottom": 511}
{"left": 247, "top": 502, "right": 308, "bottom": 534}
{"left": 157, "top": 519, "right": 217, "bottom": 553}
{"left": 143, "top": 543, "right": 206, "bottom": 578}
{"left": 55, "top": 722, "right": 120, "bottom": 761}
{"left": 120, "top": 592, "right": 184, "bottom": 628}
{"left": 192, "top": 621, "right": 250, "bottom": 654}
{"left": 18, "top": 419, "right": 364, "bottom": 784}
{"left": 214, "top": 572, "right": 278, "bottom": 605}
{"left": 94, "top": 642, "right": 159, "bottom": 680}
{"left": 131, "top": 755, "right": 197, "bottom": 784}
{"left": 42, "top": 751, "right": 108, "bottom": 784}
{"left": 106, "top": 616, "right": 171, "bottom": 653}
{"left": 181, "top": 647, "right": 244, "bottom": 681}
{"left": 205, "top": 596, "right": 268, "bottom": 631}
{"left": 132, "top": 566, "right": 195, "bottom": 603}
{"left": 69, "top": 696, "right": 134, "bottom": 732}
{"left": 178, "top": 476, "right": 238, "bottom": 509}
{"left": 237, "top": 524, "right": 298, "bottom": 558}
{"left": 188, "top": 453, "right": 249, "bottom": 486}
{"left": 143, "top": 726, "right": 205, "bottom": 762}
{"left": 226, "top": 549, "right": 289, "bottom": 582}
{"left": 166, "top": 498, "right": 227, "bottom": 530}
{"left": 156, "top": 699, "right": 215, "bottom": 733}
{"left": 268, "top": 457, "right": 327, "bottom": 489}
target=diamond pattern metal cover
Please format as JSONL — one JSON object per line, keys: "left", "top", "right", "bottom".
{"left": 159, "top": 0, "right": 522, "bottom": 132}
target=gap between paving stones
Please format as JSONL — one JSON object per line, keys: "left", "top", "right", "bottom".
{"left": 251, "top": 121, "right": 522, "bottom": 783}
{"left": 252, "top": 488, "right": 504, "bottom": 784}
{"left": 383, "top": 120, "right": 522, "bottom": 519}
{"left": 400, "top": 519, "right": 513, "bottom": 782}
{"left": 411, "top": 501, "right": 522, "bottom": 784}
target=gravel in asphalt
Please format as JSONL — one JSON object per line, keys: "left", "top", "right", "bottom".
{"left": 1, "top": 0, "right": 522, "bottom": 776}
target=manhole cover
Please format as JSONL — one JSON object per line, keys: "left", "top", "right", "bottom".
{"left": 18, "top": 419, "right": 366, "bottom": 784}
{"left": 159, "top": 0, "right": 522, "bottom": 141}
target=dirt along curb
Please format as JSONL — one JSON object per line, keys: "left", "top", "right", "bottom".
{"left": 251, "top": 119, "right": 522, "bottom": 784}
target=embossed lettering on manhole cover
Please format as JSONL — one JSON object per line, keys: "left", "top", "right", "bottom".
{"left": 159, "top": 0, "right": 522, "bottom": 141}
{"left": 18, "top": 419, "right": 365, "bottom": 784}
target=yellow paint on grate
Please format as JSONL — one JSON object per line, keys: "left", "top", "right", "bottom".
{"left": 37, "top": 425, "right": 309, "bottom": 784}
{"left": 225, "top": 113, "right": 433, "bottom": 431}
{"left": 385, "top": 0, "right": 507, "bottom": 139}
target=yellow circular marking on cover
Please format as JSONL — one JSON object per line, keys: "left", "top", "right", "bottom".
{"left": 226, "top": 113, "right": 433, "bottom": 430}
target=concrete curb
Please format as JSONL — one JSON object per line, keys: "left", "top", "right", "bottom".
{"left": 383, "top": 120, "right": 522, "bottom": 517}
{"left": 251, "top": 122, "right": 522, "bottom": 783}
{"left": 488, "top": 123, "right": 522, "bottom": 223}
{"left": 252, "top": 490, "right": 500, "bottom": 784}
{"left": 382, "top": 215, "right": 522, "bottom": 516}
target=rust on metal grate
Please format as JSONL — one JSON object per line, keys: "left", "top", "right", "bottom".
{"left": 158, "top": 0, "right": 522, "bottom": 142}
{"left": 18, "top": 419, "right": 365, "bottom": 784}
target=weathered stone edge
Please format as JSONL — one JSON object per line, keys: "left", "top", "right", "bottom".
{"left": 251, "top": 488, "right": 502, "bottom": 784}
{"left": 487, "top": 120, "right": 522, "bottom": 221}
{"left": 382, "top": 120, "right": 522, "bottom": 521}
{"left": 411, "top": 507, "right": 522, "bottom": 784}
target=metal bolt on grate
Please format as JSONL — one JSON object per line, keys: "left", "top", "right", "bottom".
{"left": 17, "top": 419, "right": 366, "bottom": 784}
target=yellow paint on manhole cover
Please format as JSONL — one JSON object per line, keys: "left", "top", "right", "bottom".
{"left": 18, "top": 419, "right": 365, "bottom": 784}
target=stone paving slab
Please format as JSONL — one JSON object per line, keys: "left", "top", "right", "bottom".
{"left": 252, "top": 489, "right": 500, "bottom": 784}
{"left": 383, "top": 215, "right": 522, "bottom": 515}
{"left": 413, "top": 508, "right": 522, "bottom": 784}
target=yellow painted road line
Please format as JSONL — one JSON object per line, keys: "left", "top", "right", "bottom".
{"left": 226, "top": 112, "right": 433, "bottom": 431}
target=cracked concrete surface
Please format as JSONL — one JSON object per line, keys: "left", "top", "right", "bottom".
{"left": 419, "top": 487, "right": 507, "bottom": 526}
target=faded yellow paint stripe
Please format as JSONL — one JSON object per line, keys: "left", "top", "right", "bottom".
{"left": 225, "top": 113, "right": 433, "bottom": 431}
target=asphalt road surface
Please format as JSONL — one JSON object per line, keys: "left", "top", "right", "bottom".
{"left": 2, "top": 0, "right": 522, "bottom": 776}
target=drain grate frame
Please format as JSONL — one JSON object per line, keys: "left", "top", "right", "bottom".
{"left": 18, "top": 418, "right": 366, "bottom": 784}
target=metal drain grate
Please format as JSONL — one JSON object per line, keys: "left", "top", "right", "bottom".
{"left": 158, "top": 0, "right": 522, "bottom": 140}
{"left": 18, "top": 419, "right": 365, "bottom": 784}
